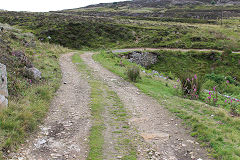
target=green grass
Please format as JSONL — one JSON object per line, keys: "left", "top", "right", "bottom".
{"left": 87, "top": 81, "right": 106, "bottom": 160}
{"left": 93, "top": 50, "right": 240, "bottom": 160}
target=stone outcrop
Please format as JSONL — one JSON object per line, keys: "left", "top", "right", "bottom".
{"left": 25, "top": 67, "right": 42, "bottom": 80}
{"left": 0, "top": 63, "right": 8, "bottom": 110}
{"left": 128, "top": 51, "right": 158, "bottom": 68}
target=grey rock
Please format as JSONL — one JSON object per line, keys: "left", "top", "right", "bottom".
{"left": 0, "top": 94, "right": 8, "bottom": 110}
{"left": 34, "top": 139, "right": 47, "bottom": 148}
{"left": 128, "top": 51, "right": 158, "bottom": 68}
{"left": 0, "top": 63, "right": 8, "bottom": 110}
{"left": 0, "top": 63, "right": 8, "bottom": 97}
{"left": 25, "top": 67, "right": 42, "bottom": 80}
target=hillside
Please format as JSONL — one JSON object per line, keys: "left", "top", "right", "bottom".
{"left": 84, "top": 0, "right": 240, "bottom": 8}
{"left": 0, "top": 0, "right": 240, "bottom": 159}
{"left": 58, "top": 0, "right": 240, "bottom": 19}
{"left": 1, "top": 7, "right": 240, "bottom": 51}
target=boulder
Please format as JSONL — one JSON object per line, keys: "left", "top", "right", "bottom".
{"left": 0, "top": 63, "right": 8, "bottom": 97}
{"left": 25, "top": 67, "right": 42, "bottom": 80}
{"left": 0, "top": 63, "right": 8, "bottom": 110}
{"left": 0, "top": 94, "right": 8, "bottom": 110}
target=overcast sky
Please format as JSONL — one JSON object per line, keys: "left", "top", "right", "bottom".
{"left": 0, "top": 0, "right": 128, "bottom": 12}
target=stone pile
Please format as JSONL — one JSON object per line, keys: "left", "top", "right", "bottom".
{"left": 0, "top": 63, "right": 8, "bottom": 110}
{"left": 128, "top": 51, "right": 158, "bottom": 68}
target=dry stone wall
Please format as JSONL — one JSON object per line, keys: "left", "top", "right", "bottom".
{"left": 128, "top": 51, "right": 158, "bottom": 68}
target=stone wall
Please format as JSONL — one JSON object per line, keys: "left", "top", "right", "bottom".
{"left": 127, "top": 51, "right": 158, "bottom": 68}
{"left": 0, "top": 63, "right": 8, "bottom": 110}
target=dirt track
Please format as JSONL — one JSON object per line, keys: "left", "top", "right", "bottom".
{"left": 81, "top": 52, "right": 211, "bottom": 160}
{"left": 9, "top": 50, "right": 212, "bottom": 160}
{"left": 9, "top": 53, "right": 91, "bottom": 160}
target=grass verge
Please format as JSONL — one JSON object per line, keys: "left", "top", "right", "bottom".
{"left": 93, "top": 50, "right": 240, "bottom": 160}
{"left": 0, "top": 41, "right": 70, "bottom": 159}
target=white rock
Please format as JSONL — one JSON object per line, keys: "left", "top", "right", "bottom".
{"left": 34, "top": 139, "right": 47, "bottom": 148}
{"left": 187, "top": 140, "right": 194, "bottom": 144}
{"left": 182, "top": 143, "right": 187, "bottom": 147}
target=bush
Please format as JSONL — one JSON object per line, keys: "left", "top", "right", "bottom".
{"left": 126, "top": 66, "right": 140, "bottom": 82}
{"left": 205, "top": 73, "right": 225, "bottom": 84}
{"left": 219, "top": 82, "right": 240, "bottom": 95}
{"left": 223, "top": 48, "right": 232, "bottom": 56}
{"left": 178, "top": 73, "right": 203, "bottom": 99}
{"left": 203, "top": 79, "right": 218, "bottom": 90}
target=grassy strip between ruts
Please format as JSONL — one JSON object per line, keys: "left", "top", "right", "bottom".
{"left": 72, "top": 53, "right": 137, "bottom": 160}
{"left": 93, "top": 50, "right": 240, "bottom": 160}
{"left": 0, "top": 42, "right": 70, "bottom": 159}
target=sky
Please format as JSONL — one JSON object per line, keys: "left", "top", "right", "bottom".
{"left": 0, "top": 0, "right": 128, "bottom": 12}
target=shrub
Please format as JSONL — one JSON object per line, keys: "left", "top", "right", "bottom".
{"left": 126, "top": 66, "right": 140, "bottom": 82}
{"left": 219, "top": 82, "right": 240, "bottom": 95}
{"left": 221, "top": 48, "right": 232, "bottom": 60}
{"left": 223, "top": 48, "right": 232, "bottom": 56}
{"left": 203, "top": 79, "right": 218, "bottom": 90}
{"left": 178, "top": 73, "right": 203, "bottom": 99}
{"left": 225, "top": 98, "right": 240, "bottom": 116}
{"left": 206, "top": 87, "right": 218, "bottom": 106}
{"left": 205, "top": 73, "right": 225, "bottom": 84}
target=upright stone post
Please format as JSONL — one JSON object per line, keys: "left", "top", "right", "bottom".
{"left": 0, "top": 63, "right": 8, "bottom": 110}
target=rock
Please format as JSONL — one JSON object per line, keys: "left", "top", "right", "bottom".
{"left": 128, "top": 51, "right": 158, "bottom": 68}
{"left": 141, "top": 132, "right": 170, "bottom": 141}
{"left": 0, "top": 63, "right": 8, "bottom": 110}
{"left": 25, "top": 67, "right": 42, "bottom": 80}
{"left": 0, "top": 94, "right": 8, "bottom": 110}
{"left": 182, "top": 143, "right": 187, "bottom": 147}
{"left": 187, "top": 140, "right": 194, "bottom": 144}
{"left": 34, "top": 139, "right": 47, "bottom": 148}
{"left": 0, "top": 63, "right": 8, "bottom": 97}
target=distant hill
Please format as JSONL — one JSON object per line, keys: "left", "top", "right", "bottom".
{"left": 84, "top": 0, "right": 240, "bottom": 8}
{"left": 56, "top": 0, "right": 240, "bottom": 20}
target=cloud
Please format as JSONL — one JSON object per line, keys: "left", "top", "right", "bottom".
{"left": 0, "top": 0, "right": 128, "bottom": 12}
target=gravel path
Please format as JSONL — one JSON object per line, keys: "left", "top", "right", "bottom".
{"left": 81, "top": 52, "right": 211, "bottom": 160}
{"left": 9, "top": 53, "right": 91, "bottom": 160}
